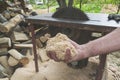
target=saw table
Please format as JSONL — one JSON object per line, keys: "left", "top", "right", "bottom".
{"left": 26, "top": 12, "right": 120, "bottom": 80}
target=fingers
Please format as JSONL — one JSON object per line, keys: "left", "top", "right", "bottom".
{"left": 47, "top": 51, "right": 60, "bottom": 62}
{"left": 64, "top": 49, "right": 71, "bottom": 63}
{"left": 47, "top": 49, "right": 72, "bottom": 62}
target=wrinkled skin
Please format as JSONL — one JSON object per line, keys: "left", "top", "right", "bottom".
{"left": 47, "top": 28, "right": 120, "bottom": 63}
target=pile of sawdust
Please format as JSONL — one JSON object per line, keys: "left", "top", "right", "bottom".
{"left": 46, "top": 33, "right": 77, "bottom": 60}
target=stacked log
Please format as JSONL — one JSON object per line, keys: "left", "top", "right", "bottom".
{"left": 0, "top": 0, "right": 52, "bottom": 79}
{"left": 0, "top": 0, "right": 36, "bottom": 79}
{"left": 0, "top": 14, "right": 24, "bottom": 33}
{"left": 36, "top": 33, "right": 51, "bottom": 48}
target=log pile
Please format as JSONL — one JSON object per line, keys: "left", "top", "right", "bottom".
{"left": 0, "top": 0, "right": 51, "bottom": 79}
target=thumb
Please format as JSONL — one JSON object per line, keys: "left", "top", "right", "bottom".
{"left": 68, "top": 39, "right": 79, "bottom": 49}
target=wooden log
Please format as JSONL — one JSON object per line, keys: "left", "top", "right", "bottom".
{"left": 0, "top": 37, "right": 11, "bottom": 48}
{"left": 0, "top": 56, "right": 13, "bottom": 76}
{"left": 22, "top": 40, "right": 32, "bottom": 44}
{"left": 44, "top": 33, "right": 51, "bottom": 38}
{"left": 8, "top": 49, "right": 29, "bottom": 66}
{"left": 0, "top": 48, "right": 8, "bottom": 56}
{"left": 0, "top": 64, "right": 8, "bottom": 78}
{"left": 10, "top": 11, "right": 17, "bottom": 17}
{"left": 13, "top": 25, "right": 23, "bottom": 32}
{"left": 2, "top": 10, "right": 11, "bottom": 20}
{"left": 39, "top": 36, "right": 48, "bottom": 43}
{"left": 0, "top": 14, "right": 7, "bottom": 23}
{"left": 11, "top": 31, "right": 29, "bottom": 42}
{"left": 38, "top": 49, "right": 49, "bottom": 62}
{"left": 39, "top": 33, "right": 51, "bottom": 43}
{"left": 0, "top": 14, "right": 24, "bottom": 33}
{"left": 36, "top": 39, "right": 43, "bottom": 48}
{"left": 8, "top": 7, "right": 22, "bottom": 14}
{"left": 13, "top": 44, "right": 33, "bottom": 49}
{"left": 8, "top": 56, "right": 19, "bottom": 67}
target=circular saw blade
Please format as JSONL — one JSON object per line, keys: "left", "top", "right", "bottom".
{"left": 52, "top": 7, "right": 89, "bottom": 20}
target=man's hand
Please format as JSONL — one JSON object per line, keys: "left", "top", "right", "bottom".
{"left": 47, "top": 49, "right": 71, "bottom": 62}
{"left": 47, "top": 39, "right": 90, "bottom": 63}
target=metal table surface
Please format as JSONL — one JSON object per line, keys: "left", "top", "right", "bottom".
{"left": 26, "top": 13, "right": 120, "bottom": 80}
{"left": 26, "top": 13, "right": 120, "bottom": 32}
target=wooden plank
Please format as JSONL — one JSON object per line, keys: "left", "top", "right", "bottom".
{"left": 12, "top": 31, "right": 29, "bottom": 42}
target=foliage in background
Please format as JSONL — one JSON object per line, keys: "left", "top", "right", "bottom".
{"left": 29, "top": 0, "right": 120, "bottom": 13}
{"left": 29, "top": 0, "right": 57, "bottom": 9}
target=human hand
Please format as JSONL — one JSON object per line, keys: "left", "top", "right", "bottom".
{"left": 47, "top": 47, "right": 72, "bottom": 62}
{"left": 47, "top": 40, "right": 90, "bottom": 63}
{"left": 66, "top": 40, "right": 90, "bottom": 62}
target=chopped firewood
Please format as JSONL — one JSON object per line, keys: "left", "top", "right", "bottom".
{"left": 0, "top": 14, "right": 24, "bottom": 32}
{"left": 38, "top": 49, "right": 49, "bottom": 62}
{"left": 22, "top": 40, "right": 32, "bottom": 44}
{"left": 11, "top": 31, "right": 29, "bottom": 42}
{"left": 2, "top": 10, "right": 11, "bottom": 20}
{"left": 0, "top": 48, "right": 8, "bottom": 56}
{"left": 0, "top": 64, "right": 8, "bottom": 78}
{"left": 8, "top": 49, "right": 29, "bottom": 66}
{"left": 13, "top": 44, "right": 33, "bottom": 49}
{"left": 8, "top": 56, "right": 19, "bottom": 67}
{"left": 10, "top": 12, "right": 17, "bottom": 17}
{"left": 0, "top": 37, "right": 11, "bottom": 48}
{"left": 39, "top": 36, "right": 48, "bottom": 43}
{"left": 44, "top": 33, "right": 51, "bottom": 38}
{"left": 36, "top": 39, "right": 43, "bottom": 48}
{"left": 0, "top": 14, "right": 7, "bottom": 23}
{"left": 39, "top": 33, "right": 51, "bottom": 43}
{"left": 0, "top": 56, "right": 13, "bottom": 76}
{"left": 8, "top": 7, "right": 22, "bottom": 14}
{"left": 13, "top": 25, "right": 23, "bottom": 32}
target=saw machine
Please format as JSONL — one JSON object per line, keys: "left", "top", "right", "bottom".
{"left": 50, "top": 0, "right": 91, "bottom": 69}
{"left": 26, "top": 0, "right": 120, "bottom": 80}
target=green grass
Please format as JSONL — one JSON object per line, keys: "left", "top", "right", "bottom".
{"left": 32, "top": 4, "right": 48, "bottom": 9}
{"left": 50, "top": 3, "right": 103, "bottom": 13}
{"left": 30, "top": 0, "right": 118, "bottom": 13}
{"left": 81, "top": 4, "right": 103, "bottom": 13}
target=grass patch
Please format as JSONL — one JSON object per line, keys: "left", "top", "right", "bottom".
{"left": 81, "top": 4, "right": 103, "bottom": 13}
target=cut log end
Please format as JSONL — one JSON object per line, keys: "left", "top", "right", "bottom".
{"left": 19, "top": 57, "right": 29, "bottom": 66}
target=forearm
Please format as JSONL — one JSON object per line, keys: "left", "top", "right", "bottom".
{"left": 86, "top": 28, "right": 120, "bottom": 56}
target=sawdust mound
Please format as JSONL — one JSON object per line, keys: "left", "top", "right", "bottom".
{"left": 46, "top": 33, "right": 77, "bottom": 60}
